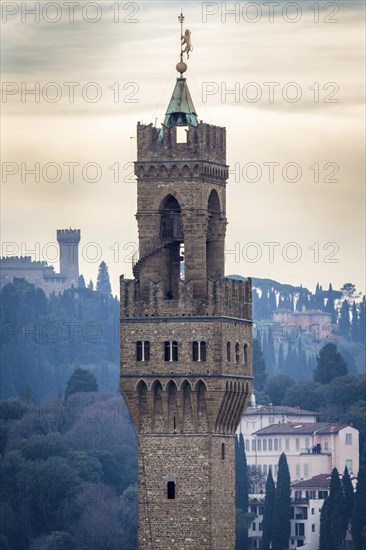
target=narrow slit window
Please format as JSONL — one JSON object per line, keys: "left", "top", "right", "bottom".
{"left": 244, "top": 344, "right": 248, "bottom": 365}
{"left": 227, "top": 342, "right": 231, "bottom": 362}
{"left": 221, "top": 442, "right": 225, "bottom": 460}
{"left": 167, "top": 481, "right": 176, "bottom": 499}
{"left": 235, "top": 343, "right": 240, "bottom": 364}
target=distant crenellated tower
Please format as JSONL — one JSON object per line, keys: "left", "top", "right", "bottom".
{"left": 57, "top": 228, "right": 80, "bottom": 287}
{"left": 120, "top": 16, "right": 252, "bottom": 550}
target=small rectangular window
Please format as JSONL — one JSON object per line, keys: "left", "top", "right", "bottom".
{"left": 285, "top": 438, "right": 290, "bottom": 451}
{"left": 296, "top": 438, "right": 300, "bottom": 450}
{"left": 263, "top": 464, "right": 268, "bottom": 476}
{"left": 263, "top": 439, "right": 267, "bottom": 451}
{"left": 167, "top": 481, "right": 175, "bottom": 499}
{"left": 252, "top": 439, "right": 256, "bottom": 452}
{"left": 257, "top": 439, "right": 262, "bottom": 452}
{"left": 304, "top": 464, "right": 309, "bottom": 477}
{"left": 274, "top": 439, "right": 279, "bottom": 451}
{"left": 346, "top": 433, "right": 352, "bottom": 445}
{"left": 312, "top": 524, "right": 316, "bottom": 532}
{"left": 268, "top": 439, "right": 273, "bottom": 451}
{"left": 296, "top": 465, "right": 300, "bottom": 477}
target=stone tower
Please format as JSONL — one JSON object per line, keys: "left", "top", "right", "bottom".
{"left": 57, "top": 228, "right": 80, "bottom": 287}
{"left": 120, "top": 19, "right": 252, "bottom": 550}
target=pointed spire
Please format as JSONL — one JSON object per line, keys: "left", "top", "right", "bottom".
{"left": 158, "top": 13, "right": 198, "bottom": 140}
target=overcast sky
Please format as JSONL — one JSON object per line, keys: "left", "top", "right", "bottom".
{"left": 1, "top": 0, "right": 365, "bottom": 296}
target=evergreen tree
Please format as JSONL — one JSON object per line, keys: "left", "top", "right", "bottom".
{"left": 96, "top": 261, "right": 112, "bottom": 296}
{"left": 358, "top": 297, "right": 366, "bottom": 343}
{"left": 64, "top": 368, "right": 98, "bottom": 400}
{"left": 253, "top": 338, "right": 267, "bottom": 392}
{"left": 313, "top": 343, "right": 348, "bottom": 384}
{"left": 87, "top": 279, "right": 94, "bottom": 290}
{"left": 235, "top": 434, "right": 249, "bottom": 550}
{"left": 325, "top": 283, "right": 336, "bottom": 319}
{"left": 329, "top": 467, "right": 348, "bottom": 549}
{"left": 277, "top": 344, "right": 285, "bottom": 372}
{"left": 342, "top": 466, "right": 354, "bottom": 526}
{"left": 266, "top": 332, "right": 277, "bottom": 377}
{"left": 269, "top": 289, "right": 277, "bottom": 311}
{"left": 271, "top": 453, "right": 291, "bottom": 550}
{"left": 78, "top": 275, "right": 86, "bottom": 288}
{"left": 351, "top": 467, "right": 366, "bottom": 550}
{"left": 351, "top": 302, "right": 359, "bottom": 341}
{"left": 262, "top": 468, "right": 275, "bottom": 550}
{"left": 297, "top": 340, "right": 307, "bottom": 379}
{"left": 319, "top": 497, "right": 332, "bottom": 550}
{"left": 339, "top": 300, "right": 351, "bottom": 336}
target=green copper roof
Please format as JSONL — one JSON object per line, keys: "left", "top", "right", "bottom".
{"left": 163, "top": 77, "right": 199, "bottom": 128}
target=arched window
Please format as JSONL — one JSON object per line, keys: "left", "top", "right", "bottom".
{"left": 136, "top": 341, "right": 150, "bottom": 361}
{"left": 235, "top": 343, "right": 240, "bottom": 363}
{"left": 221, "top": 442, "right": 226, "bottom": 460}
{"left": 226, "top": 342, "right": 231, "bottom": 362}
{"left": 164, "top": 341, "right": 178, "bottom": 362}
{"left": 192, "top": 341, "right": 206, "bottom": 362}
{"left": 167, "top": 481, "right": 176, "bottom": 499}
{"left": 244, "top": 343, "right": 248, "bottom": 365}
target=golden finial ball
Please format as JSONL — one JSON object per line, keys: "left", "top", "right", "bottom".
{"left": 176, "top": 60, "right": 187, "bottom": 74}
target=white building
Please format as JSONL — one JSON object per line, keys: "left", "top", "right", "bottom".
{"left": 248, "top": 474, "right": 346, "bottom": 550}
{"left": 239, "top": 404, "right": 317, "bottom": 456}
{"left": 249, "top": 422, "right": 359, "bottom": 483}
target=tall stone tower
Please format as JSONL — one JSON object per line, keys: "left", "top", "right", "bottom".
{"left": 57, "top": 228, "right": 80, "bottom": 287}
{"left": 120, "top": 15, "right": 252, "bottom": 550}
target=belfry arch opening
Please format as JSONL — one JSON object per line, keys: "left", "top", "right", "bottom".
{"left": 206, "top": 189, "right": 224, "bottom": 280}
{"left": 160, "top": 194, "right": 184, "bottom": 299}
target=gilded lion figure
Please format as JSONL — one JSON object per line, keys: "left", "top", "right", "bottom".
{"left": 181, "top": 29, "right": 193, "bottom": 59}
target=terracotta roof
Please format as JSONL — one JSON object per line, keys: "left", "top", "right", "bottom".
{"left": 245, "top": 405, "right": 316, "bottom": 417}
{"left": 291, "top": 474, "right": 331, "bottom": 489}
{"left": 253, "top": 422, "right": 348, "bottom": 436}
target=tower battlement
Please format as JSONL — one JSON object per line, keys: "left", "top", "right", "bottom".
{"left": 136, "top": 121, "right": 227, "bottom": 166}
{"left": 120, "top": 276, "right": 252, "bottom": 319}
{"left": 56, "top": 229, "right": 81, "bottom": 244}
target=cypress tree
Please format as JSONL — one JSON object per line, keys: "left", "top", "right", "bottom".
{"left": 339, "top": 300, "right": 351, "bottom": 336}
{"left": 319, "top": 497, "right": 332, "bottom": 550}
{"left": 278, "top": 344, "right": 285, "bottom": 372}
{"left": 253, "top": 338, "right": 267, "bottom": 392}
{"left": 235, "top": 434, "right": 249, "bottom": 550}
{"left": 325, "top": 283, "right": 336, "bottom": 320}
{"left": 351, "top": 467, "right": 366, "bottom": 550}
{"left": 262, "top": 468, "right": 275, "bottom": 550}
{"left": 342, "top": 466, "right": 354, "bottom": 526}
{"left": 358, "top": 298, "right": 366, "bottom": 343}
{"left": 351, "top": 303, "right": 359, "bottom": 341}
{"left": 328, "top": 467, "right": 348, "bottom": 549}
{"left": 269, "top": 289, "right": 277, "bottom": 311}
{"left": 272, "top": 453, "right": 291, "bottom": 550}
{"left": 96, "top": 261, "right": 112, "bottom": 296}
